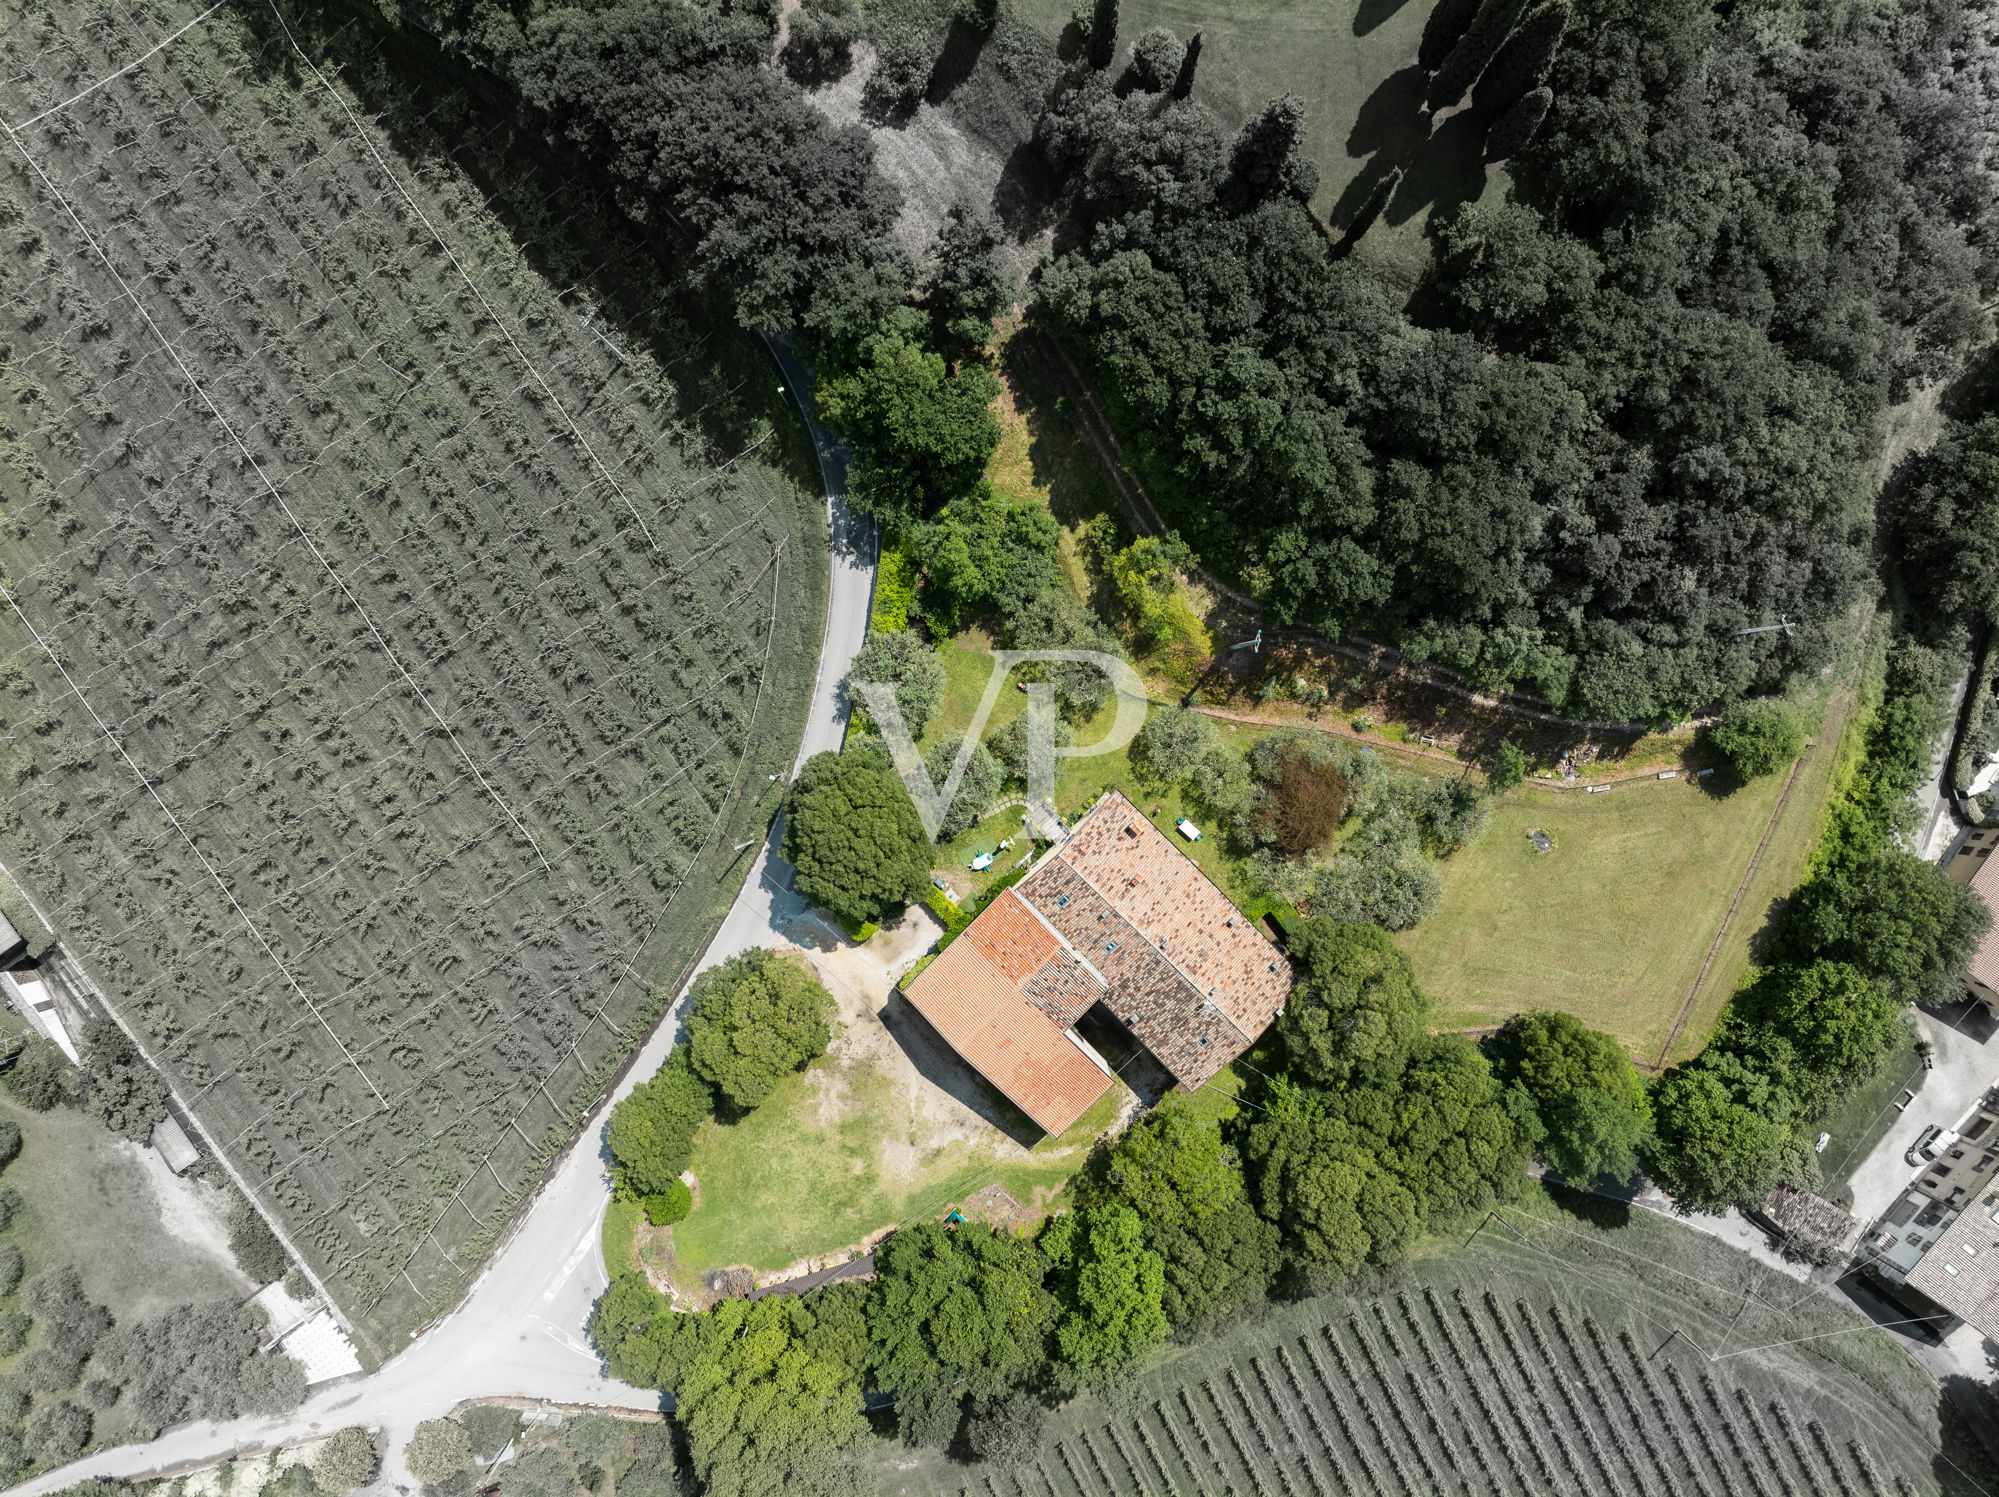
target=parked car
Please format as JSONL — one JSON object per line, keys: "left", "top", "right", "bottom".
{"left": 1908, "top": 1125, "right": 1959, "bottom": 1167}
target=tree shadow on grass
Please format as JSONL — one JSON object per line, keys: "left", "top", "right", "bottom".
{"left": 1353, "top": 0, "right": 1418, "bottom": 34}
{"left": 1332, "top": 66, "right": 1489, "bottom": 233}
{"left": 925, "top": 15, "right": 990, "bottom": 108}
{"left": 1539, "top": 1177, "right": 1634, "bottom": 1231}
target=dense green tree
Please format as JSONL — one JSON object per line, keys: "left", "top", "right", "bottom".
{"left": 1416, "top": 777, "right": 1490, "bottom": 855}
{"left": 226, "top": 1195, "right": 288, "bottom": 1285}
{"left": 1712, "top": 699, "right": 1805, "bottom": 780}
{"left": 0, "top": 1120, "right": 17, "bottom": 1169}
{"left": 1040, "top": 1205, "right": 1166, "bottom": 1389}
{"left": 26, "top": 1268, "right": 110, "bottom": 1378}
{"left": 1170, "top": 31, "right": 1201, "bottom": 98}
{"left": 406, "top": 1419, "right": 474, "bottom": 1483}
{"left": 0, "top": 1311, "right": 27, "bottom": 1357}
{"left": 818, "top": 313, "right": 1003, "bottom": 525}
{"left": 784, "top": 743, "right": 933, "bottom": 927}
{"left": 1088, "top": 1103, "right": 1281, "bottom": 1334}
{"left": 685, "top": 949, "right": 833, "bottom": 1114}
{"left": 0, "top": 1244, "right": 20, "bottom": 1298}
{"left": 643, "top": 1180, "right": 694, "bottom": 1226}
{"left": 1647, "top": 1052, "right": 1793, "bottom": 1215}
{"left": 987, "top": 710, "right": 1074, "bottom": 788}
{"left": 1125, "top": 28, "right": 1184, "bottom": 93}
{"left": 921, "top": 735, "right": 1004, "bottom": 840}
{"left": 1228, "top": 95, "right": 1318, "bottom": 203}
{"left": 1487, "top": 1011, "right": 1650, "bottom": 1186}
{"left": 1427, "top": 0, "right": 1528, "bottom": 108}
{"left": 863, "top": 26, "right": 934, "bottom": 120}
{"left": 1245, "top": 1037, "right": 1523, "bottom": 1285}
{"left": 1778, "top": 850, "right": 1989, "bottom": 1004}
{"left": 1000, "top": 586, "right": 1128, "bottom": 724}
{"left": 314, "top": 1429, "right": 379, "bottom": 1493}
{"left": 1280, "top": 919, "right": 1428, "bottom": 1088}
{"left": 675, "top": 1288, "right": 871, "bottom": 1497}
{"left": 1241, "top": 1086, "right": 1417, "bottom": 1282}
{"left": 1086, "top": 0, "right": 1119, "bottom": 69}
{"left": 918, "top": 486, "right": 1061, "bottom": 628}
{"left": 606, "top": 1048, "right": 714, "bottom": 1198}
{"left": 847, "top": 629, "right": 946, "bottom": 738}
{"left": 964, "top": 1393, "right": 1048, "bottom": 1470}
{"left": 931, "top": 198, "right": 1018, "bottom": 351}
{"left": 1485, "top": 85, "right": 1552, "bottom": 159}
{"left": 867, "top": 1223, "right": 1054, "bottom": 1445}
{"left": 1469, "top": 0, "right": 1568, "bottom": 118}
{"left": 510, "top": 5, "right": 908, "bottom": 346}
{"left": 1420, "top": 0, "right": 1483, "bottom": 71}
{"left": 1715, "top": 961, "right": 1903, "bottom": 1118}
{"left": 78, "top": 1018, "right": 168, "bottom": 1142}
{"left": 0, "top": 1429, "right": 20, "bottom": 1484}
{"left": 93, "top": 1300, "right": 305, "bottom": 1428}
{"left": 1485, "top": 739, "right": 1530, "bottom": 792}
{"left": 1887, "top": 413, "right": 1999, "bottom": 625}
{"left": 1430, "top": 201, "right": 1600, "bottom": 351}
{"left": 1138, "top": 706, "right": 1221, "bottom": 787}
{"left": 25, "top": 1401, "right": 91, "bottom": 1465}
{"left": 781, "top": 0, "right": 859, "bottom": 85}
{"left": 6, "top": 1036, "right": 71, "bottom": 1112}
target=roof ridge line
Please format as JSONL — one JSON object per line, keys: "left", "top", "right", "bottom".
{"left": 1003, "top": 884, "right": 1109, "bottom": 989}
{"left": 1057, "top": 856, "right": 1255, "bottom": 1049}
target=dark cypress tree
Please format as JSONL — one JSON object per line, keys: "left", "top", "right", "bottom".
{"left": 1469, "top": 0, "right": 1569, "bottom": 119}
{"left": 1418, "top": 0, "right": 1483, "bottom": 73}
{"left": 1171, "top": 31, "right": 1201, "bottom": 99}
{"left": 1425, "top": 0, "right": 1528, "bottom": 110}
{"left": 1087, "top": 0, "right": 1119, "bottom": 69}
{"left": 1332, "top": 165, "right": 1402, "bottom": 259}
{"left": 1230, "top": 94, "right": 1319, "bottom": 203}
{"left": 1484, "top": 85, "right": 1553, "bottom": 159}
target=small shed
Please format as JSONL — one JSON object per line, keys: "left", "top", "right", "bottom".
{"left": 149, "top": 1114, "right": 200, "bottom": 1174}
{"left": 1755, "top": 1184, "right": 1857, "bottom": 1260}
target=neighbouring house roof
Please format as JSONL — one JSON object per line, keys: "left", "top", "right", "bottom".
{"left": 1906, "top": 1188, "right": 1999, "bottom": 1341}
{"left": 150, "top": 1113, "right": 200, "bottom": 1174}
{"left": 1970, "top": 853, "right": 1999, "bottom": 997}
{"left": 903, "top": 791, "right": 1292, "bottom": 1130}
{"left": 901, "top": 927, "right": 1113, "bottom": 1137}
{"left": 1758, "top": 1185, "right": 1857, "bottom": 1252}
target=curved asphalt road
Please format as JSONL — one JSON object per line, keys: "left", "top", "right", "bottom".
{"left": 5, "top": 337, "right": 876, "bottom": 1497}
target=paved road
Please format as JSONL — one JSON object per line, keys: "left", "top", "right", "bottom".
{"left": 7, "top": 340, "right": 876, "bottom": 1497}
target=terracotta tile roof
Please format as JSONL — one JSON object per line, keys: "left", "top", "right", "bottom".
{"left": 1970, "top": 854, "right": 1999, "bottom": 996}
{"left": 964, "top": 888, "right": 1062, "bottom": 984}
{"left": 902, "top": 935, "right": 1113, "bottom": 1137}
{"left": 1907, "top": 1188, "right": 1999, "bottom": 1342}
{"left": 1049, "top": 792, "right": 1291, "bottom": 1035}
{"left": 1019, "top": 856, "right": 1250, "bottom": 1088}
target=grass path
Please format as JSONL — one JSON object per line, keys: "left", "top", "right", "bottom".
{"left": 1652, "top": 748, "right": 1809, "bottom": 1069}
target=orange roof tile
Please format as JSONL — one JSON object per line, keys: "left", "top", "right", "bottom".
{"left": 964, "top": 887, "right": 1062, "bottom": 984}
{"left": 902, "top": 935, "right": 1113, "bottom": 1137}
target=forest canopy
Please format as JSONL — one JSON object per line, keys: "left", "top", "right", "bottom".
{"left": 1034, "top": 0, "right": 1997, "bottom": 722}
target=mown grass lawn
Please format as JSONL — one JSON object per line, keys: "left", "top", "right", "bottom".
{"left": 0, "top": 1088, "right": 244, "bottom": 1329}
{"left": 1397, "top": 769, "right": 1805, "bottom": 1062}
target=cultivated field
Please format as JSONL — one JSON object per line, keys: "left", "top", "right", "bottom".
{"left": 877, "top": 1186, "right": 1991, "bottom": 1496}
{"left": 0, "top": 0, "right": 824, "bottom": 1356}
